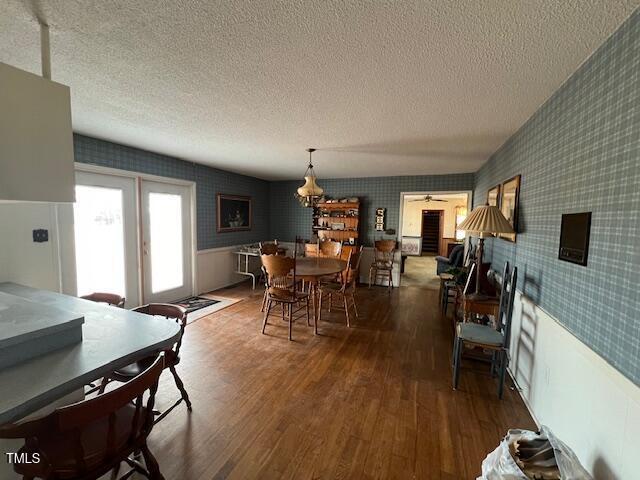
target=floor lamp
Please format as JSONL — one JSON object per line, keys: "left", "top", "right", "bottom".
{"left": 457, "top": 204, "right": 514, "bottom": 299}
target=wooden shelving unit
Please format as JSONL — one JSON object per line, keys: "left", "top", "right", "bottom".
{"left": 312, "top": 201, "right": 360, "bottom": 245}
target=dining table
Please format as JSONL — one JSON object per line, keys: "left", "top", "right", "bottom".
{"left": 0, "top": 282, "right": 181, "bottom": 425}
{"left": 295, "top": 257, "right": 346, "bottom": 333}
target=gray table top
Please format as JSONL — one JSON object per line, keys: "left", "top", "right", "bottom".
{"left": 0, "top": 283, "right": 181, "bottom": 425}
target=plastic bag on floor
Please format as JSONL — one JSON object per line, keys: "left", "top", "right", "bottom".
{"left": 477, "top": 425, "right": 592, "bottom": 480}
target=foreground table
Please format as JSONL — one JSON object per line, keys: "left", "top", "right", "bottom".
{"left": 0, "top": 283, "right": 180, "bottom": 425}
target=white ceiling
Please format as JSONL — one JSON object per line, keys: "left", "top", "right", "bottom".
{"left": 1, "top": 1, "right": 638, "bottom": 180}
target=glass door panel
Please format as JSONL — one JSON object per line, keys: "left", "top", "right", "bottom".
{"left": 141, "top": 181, "right": 192, "bottom": 303}
{"left": 74, "top": 185, "right": 125, "bottom": 297}
{"left": 148, "top": 192, "right": 184, "bottom": 293}
{"left": 73, "top": 172, "right": 139, "bottom": 306}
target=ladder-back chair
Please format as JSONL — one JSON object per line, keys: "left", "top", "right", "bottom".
{"left": 452, "top": 262, "right": 518, "bottom": 398}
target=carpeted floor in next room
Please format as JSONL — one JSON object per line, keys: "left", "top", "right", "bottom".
{"left": 400, "top": 255, "right": 441, "bottom": 289}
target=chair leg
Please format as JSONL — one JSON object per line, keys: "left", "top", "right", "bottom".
{"left": 490, "top": 351, "right": 497, "bottom": 377}
{"left": 452, "top": 337, "right": 463, "bottom": 390}
{"left": 306, "top": 297, "right": 311, "bottom": 326}
{"left": 351, "top": 293, "right": 359, "bottom": 318}
{"left": 169, "top": 365, "right": 192, "bottom": 410}
{"left": 288, "top": 303, "right": 293, "bottom": 341}
{"left": 388, "top": 270, "right": 392, "bottom": 291}
{"left": 369, "top": 268, "right": 374, "bottom": 288}
{"left": 444, "top": 290, "right": 450, "bottom": 316}
{"left": 261, "top": 289, "right": 267, "bottom": 312}
{"left": 262, "top": 299, "right": 271, "bottom": 334}
{"left": 328, "top": 292, "right": 332, "bottom": 312}
{"left": 498, "top": 350, "right": 507, "bottom": 399}
{"left": 98, "top": 375, "right": 110, "bottom": 394}
{"left": 318, "top": 289, "right": 323, "bottom": 328}
{"left": 343, "top": 295, "right": 350, "bottom": 327}
{"left": 140, "top": 443, "right": 165, "bottom": 480}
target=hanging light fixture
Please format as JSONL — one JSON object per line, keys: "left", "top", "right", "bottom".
{"left": 295, "top": 148, "right": 324, "bottom": 207}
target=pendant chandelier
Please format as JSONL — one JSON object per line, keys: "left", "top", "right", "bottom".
{"left": 295, "top": 148, "right": 324, "bottom": 207}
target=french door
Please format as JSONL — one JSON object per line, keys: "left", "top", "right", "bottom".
{"left": 73, "top": 172, "right": 140, "bottom": 306}
{"left": 141, "top": 180, "right": 193, "bottom": 303}
{"left": 72, "top": 171, "right": 193, "bottom": 306}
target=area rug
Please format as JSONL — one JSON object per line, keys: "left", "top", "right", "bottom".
{"left": 172, "top": 294, "right": 242, "bottom": 324}
{"left": 400, "top": 255, "right": 442, "bottom": 290}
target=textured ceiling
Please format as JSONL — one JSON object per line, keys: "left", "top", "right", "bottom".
{"left": 1, "top": 1, "right": 638, "bottom": 180}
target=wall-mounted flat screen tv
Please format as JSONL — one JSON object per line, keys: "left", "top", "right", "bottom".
{"left": 558, "top": 212, "right": 591, "bottom": 266}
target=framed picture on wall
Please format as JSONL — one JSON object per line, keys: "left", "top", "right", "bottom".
{"left": 217, "top": 194, "right": 252, "bottom": 232}
{"left": 487, "top": 184, "right": 501, "bottom": 208}
{"left": 499, "top": 175, "right": 521, "bottom": 242}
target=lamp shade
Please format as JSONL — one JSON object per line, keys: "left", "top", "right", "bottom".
{"left": 297, "top": 175, "right": 324, "bottom": 197}
{"left": 457, "top": 204, "right": 514, "bottom": 237}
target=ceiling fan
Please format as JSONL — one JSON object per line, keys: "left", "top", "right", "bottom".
{"left": 408, "top": 195, "right": 447, "bottom": 203}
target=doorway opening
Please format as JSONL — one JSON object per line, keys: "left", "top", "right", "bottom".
{"left": 398, "top": 192, "right": 470, "bottom": 288}
{"left": 421, "top": 210, "right": 443, "bottom": 255}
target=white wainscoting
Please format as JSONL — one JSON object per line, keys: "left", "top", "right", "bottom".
{"left": 196, "top": 245, "right": 261, "bottom": 294}
{"left": 508, "top": 291, "right": 640, "bottom": 479}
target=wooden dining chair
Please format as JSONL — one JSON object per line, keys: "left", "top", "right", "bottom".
{"left": 99, "top": 304, "right": 192, "bottom": 423}
{"left": 319, "top": 239, "right": 342, "bottom": 258}
{"left": 81, "top": 292, "right": 125, "bottom": 308}
{"left": 318, "top": 246, "right": 363, "bottom": 327}
{"left": 304, "top": 242, "right": 319, "bottom": 257}
{"left": 259, "top": 240, "right": 280, "bottom": 256}
{"left": 368, "top": 239, "right": 396, "bottom": 291}
{"left": 259, "top": 240, "right": 280, "bottom": 311}
{"left": 0, "top": 355, "right": 166, "bottom": 480}
{"left": 261, "top": 254, "right": 310, "bottom": 341}
{"left": 452, "top": 262, "right": 518, "bottom": 398}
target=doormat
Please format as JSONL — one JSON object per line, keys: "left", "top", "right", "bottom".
{"left": 172, "top": 295, "right": 242, "bottom": 324}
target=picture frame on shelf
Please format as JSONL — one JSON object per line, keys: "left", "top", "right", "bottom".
{"left": 217, "top": 194, "right": 252, "bottom": 232}
{"left": 499, "top": 175, "right": 521, "bottom": 242}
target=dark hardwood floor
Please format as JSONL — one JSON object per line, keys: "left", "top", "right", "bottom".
{"left": 147, "top": 282, "right": 535, "bottom": 479}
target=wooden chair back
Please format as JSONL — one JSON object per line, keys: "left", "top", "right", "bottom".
{"left": 259, "top": 240, "right": 279, "bottom": 256}
{"left": 496, "top": 263, "right": 518, "bottom": 348}
{"left": 319, "top": 240, "right": 342, "bottom": 258}
{"left": 261, "top": 254, "right": 297, "bottom": 298}
{"left": 463, "top": 262, "right": 476, "bottom": 295}
{"left": 463, "top": 237, "right": 475, "bottom": 268}
{"left": 373, "top": 240, "right": 396, "bottom": 265}
{"left": 305, "top": 243, "right": 319, "bottom": 257}
{"left": 0, "top": 355, "right": 164, "bottom": 478}
{"left": 81, "top": 292, "right": 125, "bottom": 308}
{"left": 341, "top": 246, "right": 363, "bottom": 289}
{"left": 132, "top": 303, "right": 188, "bottom": 357}
{"left": 294, "top": 237, "right": 307, "bottom": 257}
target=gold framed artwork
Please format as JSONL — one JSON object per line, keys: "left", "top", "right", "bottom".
{"left": 499, "top": 175, "right": 521, "bottom": 242}
{"left": 217, "top": 194, "right": 252, "bottom": 232}
{"left": 487, "top": 184, "right": 501, "bottom": 207}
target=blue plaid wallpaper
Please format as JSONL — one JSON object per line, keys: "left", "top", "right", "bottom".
{"left": 475, "top": 10, "right": 640, "bottom": 385}
{"left": 73, "top": 134, "right": 270, "bottom": 250}
{"left": 270, "top": 174, "right": 474, "bottom": 245}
